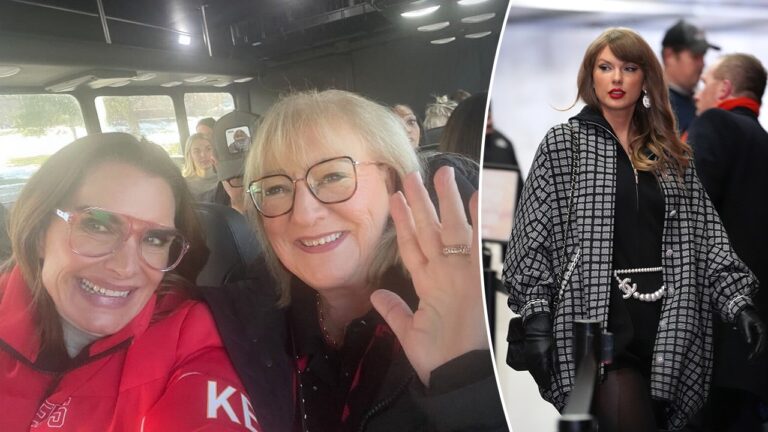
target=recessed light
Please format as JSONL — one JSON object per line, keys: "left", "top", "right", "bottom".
{"left": 0, "top": 66, "right": 21, "bottom": 78}
{"left": 109, "top": 81, "right": 131, "bottom": 88}
{"left": 418, "top": 21, "right": 450, "bottom": 32}
{"left": 465, "top": 31, "right": 492, "bottom": 39}
{"left": 213, "top": 81, "right": 232, "bottom": 88}
{"left": 458, "top": 0, "right": 489, "bottom": 5}
{"left": 234, "top": 77, "right": 254, "bottom": 83}
{"left": 402, "top": 5, "right": 440, "bottom": 18}
{"left": 430, "top": 37, "right": 456, "bottom": 45}
{"left": 133, "top": 72, "right": 157, "bottom": 81}
{"left": 184, "top": 75, "right": 208, "bottom": 83}
{"left": 178, "top": 35, "right": 192, "bottom": 45}
{"left": 461, "top": 13, "right": 496, "bottom": 23}
{"left": 161, "top": 81, "right": 183, "bottom": 87}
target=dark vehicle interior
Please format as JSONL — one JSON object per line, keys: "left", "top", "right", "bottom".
{"left": 0, "top": 0, "right": 508, "bottom": 284}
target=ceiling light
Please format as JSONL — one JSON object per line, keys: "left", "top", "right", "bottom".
{"left": 417, "top": 21, "right": 450, "bottom": 32}
{"left": 430, "top": 37, "right": 456, "bottom": 45}
{"left": 109, "top": 81, "right": 131, "bottom": 88}
{"left": 0, "top": 66, "right": 21, "bottom": 78}
{"left": 401, "top": 5, "right": 440, "bottom": 18}
{"left": 178, "top": 35, "right": 192, "bottom": 45}
{"left": 458, "top": 0, "right": 489, "bottom": 5}
{"left": 251, "top": 41, "right": 262, "bottom": 47}
{"left": 183, "top": 75, "right": 208, "bottom": 83}
{"left": 213, "top": 81, "right": 232, "bottom": 88}
{"left": 465, "top": 31, "right": 492, "bottom": 39}
{"left": 461, "top": 13, "right": 496, "bottom": 23}
{"left": 132, "top": 72, "right": 157, "bottom": 81}
{"left": 161, "top": 81, "right": 183, "bottom": 87}
{"left": 234, "top": 77, "right": 254, "bottom": 83}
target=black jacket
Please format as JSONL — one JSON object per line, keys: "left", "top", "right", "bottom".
{"left": 687, "top": 104, "right": 768, "bottom": 399}
{"left": 203, "top": 260, "right": 508, "bottom": 432}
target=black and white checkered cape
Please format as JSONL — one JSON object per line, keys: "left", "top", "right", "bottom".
{"left": 502, "top": 118, "right": 757, "bottom": 430}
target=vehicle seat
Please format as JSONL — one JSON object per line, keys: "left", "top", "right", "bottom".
{"left": 194, "top": 202, "right": 261, "bottom": 287}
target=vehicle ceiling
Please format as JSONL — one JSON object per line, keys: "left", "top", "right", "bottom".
{"left": 0, "top": 0, "right": 507, "bottom": 91}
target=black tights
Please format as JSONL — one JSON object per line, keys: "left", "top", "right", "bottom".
{"left": 593, "top": 367, "right": 662, "bottom": 432}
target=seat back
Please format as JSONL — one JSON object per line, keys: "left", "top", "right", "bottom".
{"left": 194, "top": 202, "right": 261, "bottom": 287}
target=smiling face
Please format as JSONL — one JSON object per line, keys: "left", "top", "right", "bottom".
{"left": 40, "top": 161, "right": 175, "bottom": 337}
{"left": 260, "top": 126, "right": 392, "bottom": 293}
{"left": 593, "top": 46, "right": 645, "bottom": 117}
{"left": 190, "top": 137, "right": 214, "bottom": 171}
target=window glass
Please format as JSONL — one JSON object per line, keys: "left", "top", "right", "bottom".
{"left": 184, "top": 92, "right": 235, "bottom": 134}
{"left": 95, "top": 95, "right": 181, "bottom": 155}
{"left": 0, "top": 94, "right": 86, "bottom": 205}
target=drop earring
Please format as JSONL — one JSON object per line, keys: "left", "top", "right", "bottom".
{"left": 642, "top": 90, "right": 651, "bottom": 109}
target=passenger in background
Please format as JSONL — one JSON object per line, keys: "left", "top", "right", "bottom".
{"left": 423, "top": 94, "right": 460, "bottom": 146}
{"left": 214, "top": 130, "right": 249, "bottom": 215}
{"left": 504, "top": 28, "right": 765, "bottom": 432}
{"left": 0, "top": 133, "right": 257, "bottom": 431}
{"left": 392, "top": 104, "right": 423, "bottom": 148}
{"left": 204, "top": 89, "right": 506, "bottom": 432}
{"left": 196, "top": 117, "right": 216, "bottom": 141}
{"left": 661, "top": 20, "right": 720, "bottom": 133}
{"left": 182, "top": 133, "right": 220, "bottom": 202}
{"left": 686, "top": 53, "right": 768, "bottom": 432}
{"left": 439, "top": 91, "right": 487, "bottom": 162}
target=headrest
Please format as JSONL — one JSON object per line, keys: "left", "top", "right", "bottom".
{"left": 194, "top": 203, "right": 261, "bottom": 287}
{"left": 211, "top": 111, "right": 261, "bottom": 182}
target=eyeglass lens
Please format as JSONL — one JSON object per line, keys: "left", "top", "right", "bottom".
{"left": 70, "top": 208, "right": 186, "bottom": 271}
{"left": 250, "top": 157, "right": 358, "bottom": 217}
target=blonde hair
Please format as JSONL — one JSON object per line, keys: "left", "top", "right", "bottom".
{"left": 424, "top": 95, "right": 458, "bottom": 129}
{"left": 244, "top": 89, "right": 422, "bottom": 305}
{"left": 577, "top": 27, "right": 690, "bottom": 176}
{"left": 182, "top": 133, "right": 211, "bottom": 178}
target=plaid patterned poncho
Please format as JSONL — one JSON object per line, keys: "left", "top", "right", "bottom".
{"left": 503, "top": 111, "right": 757, "bottom": 430}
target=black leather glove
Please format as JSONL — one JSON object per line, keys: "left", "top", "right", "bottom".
{"left": 524, "top": 313, "right": 553, "bottom": 389}
{"left": 736, "top": 308, "right": 766, "bottom": 360}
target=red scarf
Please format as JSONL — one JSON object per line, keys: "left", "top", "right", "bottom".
{"left": 718, "top": 97, "right": 761, "bottom": 116}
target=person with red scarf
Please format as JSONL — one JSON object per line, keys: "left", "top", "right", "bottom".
{"left": 686, "top": 53, "right": 768, "bottom": 432}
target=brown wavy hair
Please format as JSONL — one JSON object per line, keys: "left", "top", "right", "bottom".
{"left": 6, "top": 133, "right": 208, "bottom": 358}
{"left": 577, "top": 27, "right": 690, "bottom": 176}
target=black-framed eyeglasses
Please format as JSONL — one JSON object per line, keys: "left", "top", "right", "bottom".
{"left": 247, "top": 156, "right": 382, "bottom": 218}
{"left": 55, "top": 207, "right": 190, "bottom": 272}
{"left": 225, "top": 176, "right": 244, "bottom": 188}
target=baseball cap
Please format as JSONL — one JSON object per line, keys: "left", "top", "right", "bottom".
{"left": 662, "top": 20, "right": 720, "bottom": 54}
{"left": 211, "top": 111, "right": 260, "bottom": 182}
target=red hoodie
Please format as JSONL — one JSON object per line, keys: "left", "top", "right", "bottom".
{"left": 0, "top": 266, "right": 262, "bottom": 431}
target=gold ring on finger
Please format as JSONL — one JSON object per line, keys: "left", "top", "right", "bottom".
{"left": 442, "top": 244, "right": 471, "bottom": 256}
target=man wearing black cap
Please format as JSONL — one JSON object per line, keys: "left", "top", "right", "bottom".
{"left": 661, "top": 19, "right": 720, "bottom": 133}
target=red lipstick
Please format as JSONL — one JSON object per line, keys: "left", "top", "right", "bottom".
{"left": 609, "top": 88, "right": 626, "bottom": 99}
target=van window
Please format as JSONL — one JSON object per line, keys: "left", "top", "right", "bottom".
{"left": 0, "top": 94, "right": 86, "bottom": 205}
{"left": 95, "top": 95, "right": 181, "bottom": 155}
{"left": 184, "top": 92, "right": 235, "bottom": 133}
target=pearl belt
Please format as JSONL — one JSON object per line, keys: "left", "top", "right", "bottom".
{"left": 613, "top": 267, "right": 665, "bottom": 302}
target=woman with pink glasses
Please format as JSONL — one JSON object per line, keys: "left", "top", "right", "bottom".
{"left": 0, "top": 133, "right": 259, "bottom": 431}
